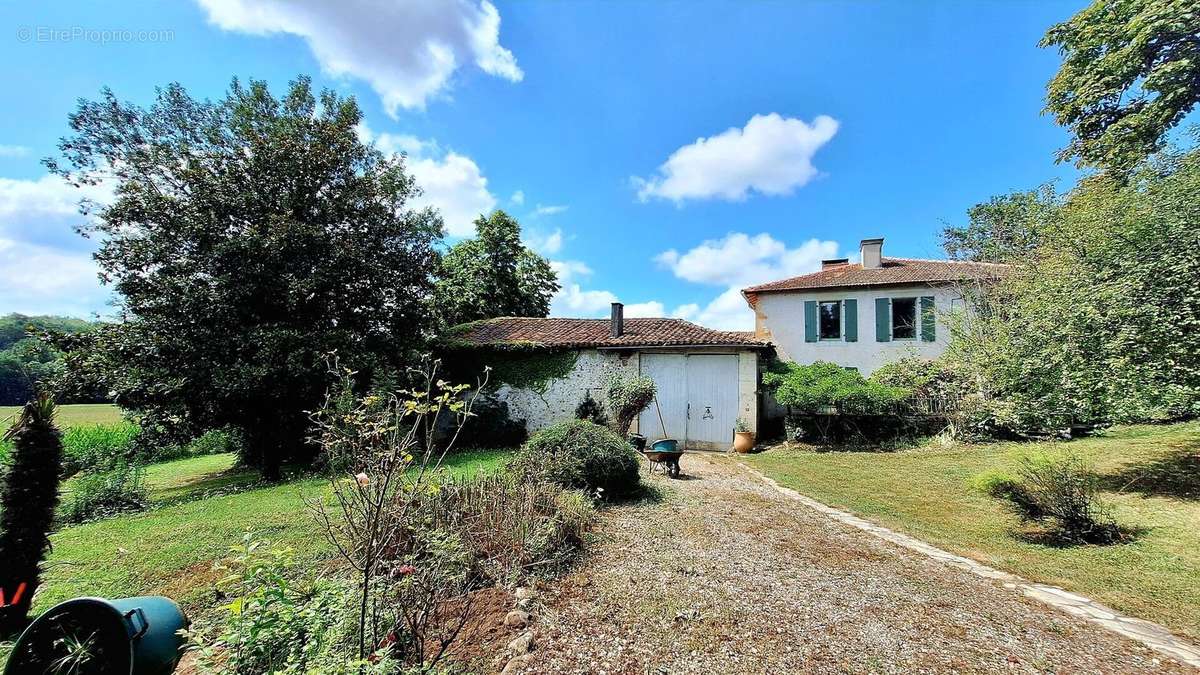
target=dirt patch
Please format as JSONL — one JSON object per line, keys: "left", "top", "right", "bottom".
{"left": 509, "top": 453, "right": 1193, "bottom": 674}
{"left": 440, "top": 585, "right": 517, "bottom": 670}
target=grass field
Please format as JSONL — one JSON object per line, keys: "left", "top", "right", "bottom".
{"left": 744, "top": 422, "right": 1200, "bottom": 641}
{"left": 35, "top": 448, "right": 511, "bottom": 614}
{"left": 0, "top": 403, "right": 124, "bottom": 430}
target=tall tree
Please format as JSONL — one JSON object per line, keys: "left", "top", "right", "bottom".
{"left": 941, "top": 184, "right": 1060, "bottom": 263}
{"left": 947, "top": 146, "right": 1200, "bottom": 432}
{"left": 0, "top": 396, "right": 63, "bottom": 638}
{"left": 434, "top": 210, "right": 559, "bottom": 327}
{"left": 1042, "top": 0, "right": 1200, "bottom": 171}
{"left": 47, "top": 78, "right": 443, "bottom": 478}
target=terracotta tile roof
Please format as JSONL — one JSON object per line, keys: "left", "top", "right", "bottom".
{"left": 446, "top": 317, "right": 768, "bottom": 349}
{"left": 742, "top": 257, "right": 1009, "bottom": 294}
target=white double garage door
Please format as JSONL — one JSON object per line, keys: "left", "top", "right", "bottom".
{"left": 637, "top": 353, "right": 739, "bottom": 450}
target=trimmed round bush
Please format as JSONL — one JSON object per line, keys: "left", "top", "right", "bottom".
{"left": 511, "top": 419, "right": 640, "bottom": 498}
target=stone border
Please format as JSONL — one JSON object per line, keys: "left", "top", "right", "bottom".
{"left": 740, "top": 463, "right": 1200, "bottom": 669}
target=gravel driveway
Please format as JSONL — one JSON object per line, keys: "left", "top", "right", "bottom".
{"left": 514, "top": 453, "right": 1192, "bottom": 674}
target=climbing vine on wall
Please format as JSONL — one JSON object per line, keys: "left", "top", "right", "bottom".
{"left": 487, "top": 350, "right": 579, "bottom": 394}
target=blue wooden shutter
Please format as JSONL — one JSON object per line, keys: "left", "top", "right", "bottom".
{"left": 843, "top": 299, "right": 858, "bottom": 342}
{"left": 804, "top": 300, "right": 818, "bottom": 342}
{"left": 920, "top": 296, "right": 936, "bottom": 341}
{"left": 875, "top": 297, "right": 890, "bottom": 342}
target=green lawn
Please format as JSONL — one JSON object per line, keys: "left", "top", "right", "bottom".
{"left": 744, "top": 422, "right": 1200, "bottom": 641}
{"left": 35, "top": 448, "right": 511, "bottom": 614}
{"left": 0, "top": 403, "right": 124, "bottom": 430}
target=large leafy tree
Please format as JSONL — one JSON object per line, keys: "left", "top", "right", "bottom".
{"left": 947, "top": 145, "right": 1200, "bottom": 432}
{"left": 941, "top": 184, "right": 1060, "bottom": 263}
{"left": 1042, "top": 0, "right": 1200, "bottom": 171}
{"left": 47, "top": 78, "right": 443, "bottom": 478}
{"left": 434, "top": 210, "right": 559, "bottom": 327}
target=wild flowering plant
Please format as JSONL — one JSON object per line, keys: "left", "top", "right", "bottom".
{"left": 307, "top": 356, "right": 487, "bottom": 666}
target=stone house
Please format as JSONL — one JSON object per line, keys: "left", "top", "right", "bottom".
{"left": 446, "top": 306, "right": 769, "bottom": 450}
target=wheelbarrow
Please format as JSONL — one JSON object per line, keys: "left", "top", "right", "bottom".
{"left": 628, "top": 433, "right": 682, "bottom": 477}
{"left": 642, "top": 437, "right": 682, "bottom": 478}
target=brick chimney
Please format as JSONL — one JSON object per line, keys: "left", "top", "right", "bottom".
{"left": 860, "top": 238, "right": 883, "bottom": 269}
{"left": 822, "top": 258, "right": 849, "bottom": 270}
{"left": 610, "top": 302, "right": 624, "bottom": 337}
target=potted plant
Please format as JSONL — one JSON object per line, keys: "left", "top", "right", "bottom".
{"left": 732, "top": 418, "right": 755, "bottom": 453}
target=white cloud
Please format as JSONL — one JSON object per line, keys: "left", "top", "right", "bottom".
{"left": 407, "top": 152, "right": 496, "bottom": 237}
{"left": 656, "top": 233, "right": 839, "bottom": 288}
{"left": 358, "top": 123, "right": 496, "bottom": 237}
{"left": 548, "top": 260, "right": 615, "bottom": 317}
{"left": 0, "top": 174, "right": 114, "bottom": 316}
{"left": 509, "top": 190, "right": 524, "bottom": 206}
{"left": 634, "top": 113, "right": 839, "bottom": 203}
{"left": 547, "top": 259, "right": 676, "bottom": 320}
{"left": 526, "top": 228, "right": 563, "bottom": 255}
{"left": 651, "top": 233, "right": 844, "bottom": 331}
{"left": 0, "top": 175, "right": 111, "bottom": 251}
{"left": 0, "top": 239, "right": 108, "bottom": 316}
{"left": 197, "top": 0, "right": 522, "bottom": 114}
{"left": 623, "top": 301, "right": 665, "bottom": 318}
{"left": 670, "top": 303, "right": 699, "bottom": 320}
{"left": 533, "top": 203, "right": 568, "bottom": 216}
{"left": 684, "top": 287, "right": 756, "bottom": 331}
{"left": 0, "top": 174, "right": 95, "bottom": 221}
{"left": 359, "top": 126, "right": 438, "bottom": 157}
{"left": 0, "top": 145, "right": 29, "bottom": 158}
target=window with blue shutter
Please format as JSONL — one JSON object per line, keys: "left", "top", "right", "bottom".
{"left": 804, "top": 300, "right": 818, "bottom": 342}
{"left": 920, "top": 296, "right": 936, "bottom": 341}
{"left": 818, "top": 301, "right": 841, "bottom": 339}
{"left": 844, "top": 299, "right": 858, "bottom": 342}
{"left": 874, "top": 297, "right": 890, "bottom": 342}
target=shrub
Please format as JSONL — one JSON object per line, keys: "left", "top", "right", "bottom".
{"left": 768, "top": 361, "right": 908, "bottom": 414}
{"left": 606, "top": 374, "right": 656, "bottom": 435}
{"left": 59, "top": 459, "right": 147, "bottom": 524}
{"left": 0, "top": 395, "right": 63, "bottom": 637}
{"left": 60, "top": 421, "right": 140, "bottom": 476}
{"left": 981, "top": 453, "right": 1124, "bottom": 545}
{"left": 129, "top": 426, "right": 245, "bottom": 466}
{"left": 182, "top": 426, "right": 246, "bottom": 458}
{"left": 404, "top": 472, "right": 594, "bottom": 585}
{"left": 453, "top": 394, "right": 526, "bottom": 449}
{"left": 869, "top": 357, "right": 968, "bottom": 401}
{"left": 188, "top": 535, "right": 388, "bottom": 674}
{"left": 574, "top": 391, "right": 609, "bottom": 427}
{"left": 511, "top": 419, "right": 641, "bottom": 498}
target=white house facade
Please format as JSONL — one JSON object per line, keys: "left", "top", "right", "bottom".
{"left": 742, "top": 238, "right": 1007, "bottom": 376}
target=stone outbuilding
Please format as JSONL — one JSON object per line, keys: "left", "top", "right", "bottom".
{"left": 445, "top": 303, "right": 770, "bottom": 450}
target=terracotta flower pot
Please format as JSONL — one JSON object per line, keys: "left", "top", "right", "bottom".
{"left": 733, "top": 431, "right": 755, "bottom": 453}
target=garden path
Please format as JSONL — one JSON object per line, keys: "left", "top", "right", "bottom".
{"left": 514, "top": 453, "right": 1195, "bottom": 674}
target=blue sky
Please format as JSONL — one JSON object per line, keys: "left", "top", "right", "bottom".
{"left": 0, "top": 0, "right": 1089, "bottom": 328}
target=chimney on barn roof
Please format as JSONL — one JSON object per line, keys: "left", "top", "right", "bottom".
{"left": 610, "top": 302, "right": 624, "bottom": 337}
{"left": 860, "top": 238, "right": 884, "bottom": 269}
{"left": 822, "top": 258, "right": 849, "bottom": 270}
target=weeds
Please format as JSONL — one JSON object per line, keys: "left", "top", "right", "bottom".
{"left": 975, "top": 453, "right": 1126, "bottom": 545}
{"left": 59, "top": 460, "right": 147, "bottom": 524}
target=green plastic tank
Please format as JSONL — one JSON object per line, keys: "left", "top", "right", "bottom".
{"left": 4, "top": 596, "right": 189, "bottom": 675}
